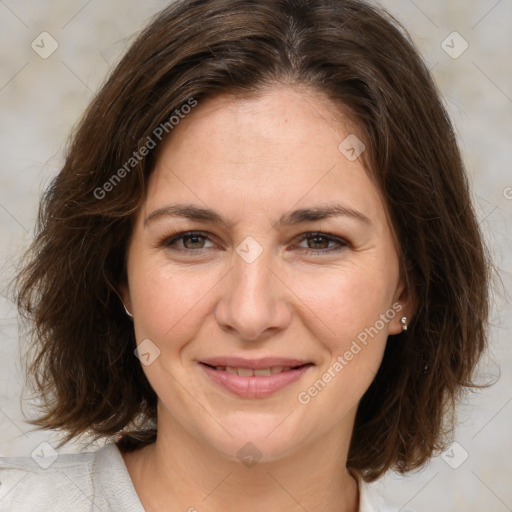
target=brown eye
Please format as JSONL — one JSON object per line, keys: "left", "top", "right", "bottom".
{"left": 160, "top": 230, "right": 348, "bottom": 256}
{"left": 295, "top": 232, "right": 349, "bottom": 255}
{"left": 162, "top": 231, "right": 214, "bottom": 251}
{"left": 307, "top": 234, "right": 330, "bottom": 249}
{"left": 181, "top": 234, "right": 206, "bottom": 249}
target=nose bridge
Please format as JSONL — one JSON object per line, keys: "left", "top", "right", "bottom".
{"left": 234, "top": 240, "right": 273, "bottom": 296}
{"left": 232, "top": 236, "right": 277, "bottom": 310}
{"left": 215, "top": 236, "right": 290, "bottom": 340}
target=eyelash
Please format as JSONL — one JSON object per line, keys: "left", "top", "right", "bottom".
{"left": 159, "top": 230, "right": 350, "bottom": 256}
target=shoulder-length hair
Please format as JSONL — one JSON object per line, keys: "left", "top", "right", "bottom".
{"left": 13, "top": 0, "right": 491, "bottom": 482}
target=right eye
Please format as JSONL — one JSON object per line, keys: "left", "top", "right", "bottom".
{"left": 160, "top": 230, "right": 216, "bottom": 252}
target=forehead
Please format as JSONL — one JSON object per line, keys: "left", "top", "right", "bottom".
{"left": 141, "top": 85, "right": 386, "bottom": 228}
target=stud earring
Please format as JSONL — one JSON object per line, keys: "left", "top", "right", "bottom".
{"left": 400, "top": 316, "right": 408, "bottom": 331}
{"left": 123, "top": 303, "right": 133, "bottom": 318}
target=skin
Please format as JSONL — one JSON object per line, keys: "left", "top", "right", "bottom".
{"left": 119, "top": 84, "right": 413, "bottom": 512}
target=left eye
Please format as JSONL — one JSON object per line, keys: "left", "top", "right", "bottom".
{"left": 160, "top": 231, "right": 348, "bottom": 254}
{"left": 294, "top": 232, "right": 349, "bottom": 254}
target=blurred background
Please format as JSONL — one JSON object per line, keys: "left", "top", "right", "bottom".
{"left": 0, "top": 1, "right": 511, "bottom": 510}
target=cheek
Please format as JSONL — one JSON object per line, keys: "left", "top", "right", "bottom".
{"left": 300, "top": 262, "right": 397, "bottom": 401}
{"left": 296, "top": 269, "right": 394, "bottom": 417}
{"left": 130, "top": 265, "right": 175, "bottom": 340}
{"left": 298, "top": 262, "right": 396, "bottom": 343}
{"left": 128, "top": 256, "right": 223, "bottom": 353}
{"left": 128, "top": 261, "right": 216, "bottom": 403}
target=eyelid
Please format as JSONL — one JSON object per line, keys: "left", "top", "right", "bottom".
{"left": 161, "top": 230, "right": 218, "bottom": 250}
{"left": 293, "top": 232, "right": 350, "bottom": 252}
{"left": 159, "top": 230, "right": 350, "bottom": 254}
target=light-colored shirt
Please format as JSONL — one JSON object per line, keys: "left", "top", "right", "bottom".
{"left": 0, "top": 442, "right": 412, "bottom": 511}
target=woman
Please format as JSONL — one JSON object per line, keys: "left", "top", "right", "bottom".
{"left": 1, "top": 0, "right": 490, "bottom": 510}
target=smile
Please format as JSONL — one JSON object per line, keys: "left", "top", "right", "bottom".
{"left": 208, "top": 365, "right": 297, "bottom": 376}
{"left": 199, "top": 361, "right": 314, "bottom": 398}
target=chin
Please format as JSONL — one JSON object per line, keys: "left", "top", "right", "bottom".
{"left": 200, "top": 414, "right": 308, "bottom": 465}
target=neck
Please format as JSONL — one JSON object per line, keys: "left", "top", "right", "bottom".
{"left": 122, "top": 417, "right": 360, "bottom": 512}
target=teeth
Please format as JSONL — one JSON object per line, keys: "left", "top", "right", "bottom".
{"left": 254, "top": 368, "right": 271, "bottom": 376}
{"left": 237, "top": 367, "right": 253, "bottom": 377}
{"left": 213, "top": 366, "right": 297, "bottom": 376}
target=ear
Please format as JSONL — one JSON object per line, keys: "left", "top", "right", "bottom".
{"left": 117, "top": 281, "right": 132, "bottom": 314}
{"left": 388, "top": 281, "right": 417, "bottom": 335}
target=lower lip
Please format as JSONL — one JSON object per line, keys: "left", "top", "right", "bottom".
{"left": 199, "top": 363, "right": 313, "bottom": 398}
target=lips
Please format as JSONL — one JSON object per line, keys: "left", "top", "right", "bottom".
{"left": 210, "top": 366, "right": 296, "bottom": 376}
{"left": 198, "top": 357, "right": 314, "bottom": 398}
{"left": 200, "top": 356, "right": 310, "bottom": 369}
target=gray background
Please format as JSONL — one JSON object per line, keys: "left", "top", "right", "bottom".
{"left": 1, "top": 1, "right": 511, "bottom": 510}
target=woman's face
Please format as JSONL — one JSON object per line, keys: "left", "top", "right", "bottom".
{"left": 121, "top": 85, "right": 408, "bottom": 462}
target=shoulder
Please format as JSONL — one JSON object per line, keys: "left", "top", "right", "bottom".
{"left": 359, "top": 480, "right": 414, "bottom": 512}
{"left": 0, "top": 442, "right": 143, "bottom": 512}
{"left": 0, "top": 445, "right": 98, "bottom": 512}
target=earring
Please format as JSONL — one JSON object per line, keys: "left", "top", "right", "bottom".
{"left": 123, "top": 303, "right": 133, "bottom": 318}
{"left": 400, "top": 316, "right": 408, "bottom": 331}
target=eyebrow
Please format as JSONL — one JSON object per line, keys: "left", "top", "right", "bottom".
{"left": 144, "top": 203, "right": 372, "bottom": 227}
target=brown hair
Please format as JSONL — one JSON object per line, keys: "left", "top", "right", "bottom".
{"left": 12, "top": 0, "right": 491, "bottom": 482}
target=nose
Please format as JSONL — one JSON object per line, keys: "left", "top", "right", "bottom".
{"left": 214, "top": 248, "right": 292, "bottom": 343}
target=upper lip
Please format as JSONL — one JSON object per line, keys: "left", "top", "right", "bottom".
{"left": 199, "top": 357, "right": 313, "bottom": 369}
